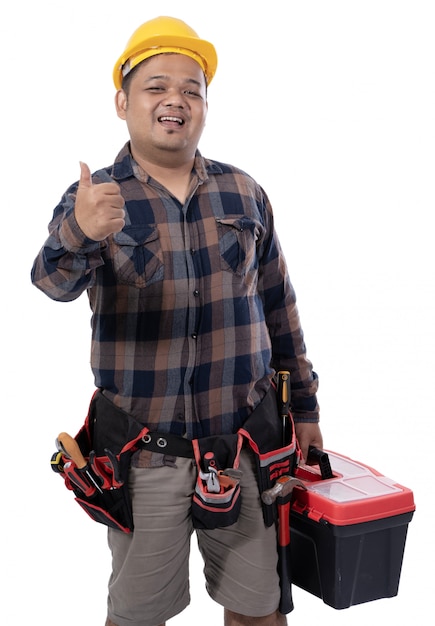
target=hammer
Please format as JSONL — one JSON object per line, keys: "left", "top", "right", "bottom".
{"left": 261, "top": 475, "right": 306, "bottom": 505}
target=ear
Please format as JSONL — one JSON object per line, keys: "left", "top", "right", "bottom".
{"left": 115, "top": 89, "right": 128, "bottom": 120}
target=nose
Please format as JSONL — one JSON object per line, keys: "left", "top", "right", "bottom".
{"left": 162, "top": 88, "right": 186, "bottom": 108}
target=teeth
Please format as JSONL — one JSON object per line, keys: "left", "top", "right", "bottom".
{"left": 159, "top": 116, "right": 183, "bottom": 124}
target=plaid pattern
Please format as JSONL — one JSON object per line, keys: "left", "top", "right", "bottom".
{"left": 32, "top": 143, "right": 319, "bottom": 438}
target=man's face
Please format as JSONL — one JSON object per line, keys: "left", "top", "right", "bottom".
{"left": 115, "top": 53, "right": 208, "bottom": 164}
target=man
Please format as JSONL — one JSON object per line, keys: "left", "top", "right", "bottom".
{"left": 32, "top": 16, "right": 323, "bottom": 626}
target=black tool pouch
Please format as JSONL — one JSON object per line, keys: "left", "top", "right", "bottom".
{"left": 191, "top": 434, "right": 243, "bottom": 530}
{"left": 51, "top": 390, "right": 149, "bottom": 533}
{"left": 238, "top": 386, "right": 298, "bottom": 526}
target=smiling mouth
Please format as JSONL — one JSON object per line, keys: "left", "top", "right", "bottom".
{"left": 158, "top": 116, "right": 184, "bottom": 125}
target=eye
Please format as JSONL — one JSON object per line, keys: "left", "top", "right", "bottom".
{"left": 184, "top": 89, "right": 203, "bottom": 98}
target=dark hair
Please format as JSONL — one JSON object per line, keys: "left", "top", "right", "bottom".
{"left": 121, "top": 63, "right": 142, "bottom": 94}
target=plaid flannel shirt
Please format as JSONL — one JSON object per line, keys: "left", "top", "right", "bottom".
{"left": 31, "top": 143, "right": 319, "bottom": 438}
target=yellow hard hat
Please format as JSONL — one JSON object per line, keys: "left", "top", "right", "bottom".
{"left": 113, "top": 16, "right": 218, "bottom": 89}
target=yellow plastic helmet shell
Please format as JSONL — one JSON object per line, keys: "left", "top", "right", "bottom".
{"left": 113, "top": 16, "right": 218, "bottom": 89}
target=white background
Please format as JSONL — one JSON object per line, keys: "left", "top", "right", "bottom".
{"left": 1, "top": 0, "right": 434, "bottom": 623}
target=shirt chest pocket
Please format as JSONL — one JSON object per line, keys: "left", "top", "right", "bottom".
{"left": 216, "top": 217, "right": 264, "bottom": 277}
{"left": 112, "top": 225, "right": 164, "bottom": 288}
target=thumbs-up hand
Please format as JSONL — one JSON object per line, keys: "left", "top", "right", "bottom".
{"left": 74, "top": 162, "right": 125, "bottom": 241}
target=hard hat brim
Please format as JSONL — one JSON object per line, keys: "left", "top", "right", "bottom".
{"left": 113, "top": 33, "right": 217, "bottom": 89}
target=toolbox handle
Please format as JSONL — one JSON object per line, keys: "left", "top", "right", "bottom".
{"left": 307, "top": 446, "right": 334, "bottom": 480}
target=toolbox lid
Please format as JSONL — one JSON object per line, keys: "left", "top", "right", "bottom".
{"left": 293, "top": 450, "right": 416, "bottom": 526}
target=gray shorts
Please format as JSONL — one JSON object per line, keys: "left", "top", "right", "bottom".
{"left": 107, "top": 448, "right": 281, "bottom": 626}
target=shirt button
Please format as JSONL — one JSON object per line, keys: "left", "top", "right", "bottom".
{"left": 191, "top": 333, "right": 198, "bottom": 340}
{"left": 193, "top": 289, "right": 200, "bottom": 297}
{"left": 190, "top": 248, "right": 196, "bottom": 255}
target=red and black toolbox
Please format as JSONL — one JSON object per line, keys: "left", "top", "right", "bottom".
{"left": 290, "top": 448, "right": 415, "bottom": 609}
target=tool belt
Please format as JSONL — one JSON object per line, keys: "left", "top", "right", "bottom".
{"left": 51, "top": 384, "right": 297, "bottom": 532}
{"left": 51, "top": 391, "right": 149, "bottom": 533}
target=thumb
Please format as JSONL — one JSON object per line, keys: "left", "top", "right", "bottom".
{"left": 78, "top": 161, "right": 93, "bottom": 188}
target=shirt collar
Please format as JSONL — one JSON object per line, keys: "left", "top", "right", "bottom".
{"left": 111, "top": 142, "right": 223, "bottom": 183}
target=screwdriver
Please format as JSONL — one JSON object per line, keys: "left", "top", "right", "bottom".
{"left": 276, "top": 371, "right": 290, "bottom": 445}
{"left": 56, "top": 432, "right": 103, "bottom": 494}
